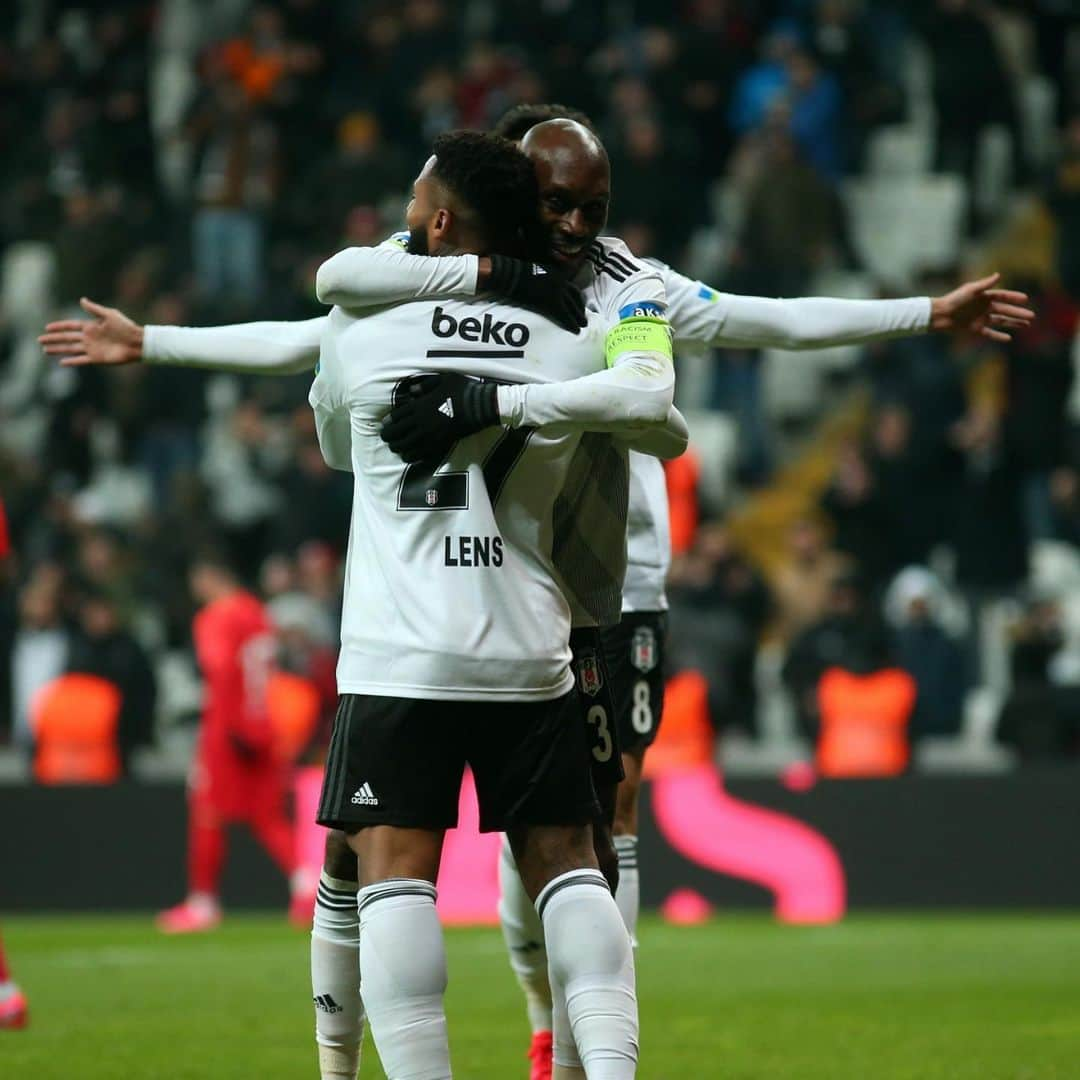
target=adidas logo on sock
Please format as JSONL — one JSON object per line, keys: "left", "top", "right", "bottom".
{"left": 351, "top": 782, "right": 379, "bottom": 806}
{"left": 313, "top": 994, "right": 343, "bottom": 1014}
{"left": 437, "top": 398, "right": 454, "bottom": 419}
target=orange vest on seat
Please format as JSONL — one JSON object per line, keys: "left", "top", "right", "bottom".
{"left": 816, "top": 667, "right": 916, "bottom": 778}
{"left": 266, "top": 671, "right": 321, "bottom": 763}
{"left": 643, "top": 669, "right": 714, "bottom": 779}
{"left": 32, "top": 673, "right": 122, "bottom": 785}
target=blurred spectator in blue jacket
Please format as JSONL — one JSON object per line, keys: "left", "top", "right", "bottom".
{"left": 785, "top": 46, "right": 843, "bottom": 179}
{"left": 729, "top": 20, "right": 802, "bottom": 137}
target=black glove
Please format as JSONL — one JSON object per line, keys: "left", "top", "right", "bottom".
{"left": 487, "top": 254, "right": 586, "bottom": 333}
{"left": 381, "top": 372, "right": 500, "bottom": 463}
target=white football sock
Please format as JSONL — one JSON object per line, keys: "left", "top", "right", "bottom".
{"left": 538, "top": 869, "right": 638, "bottom": 1079}
{"left": 357, "top": 879, "right": 451, "bottom": 1080}
{"left": 498, "top": 834, "right": 553, "bottom": 1034}
{"left": 312, "top": 872, "right": 364, "bottom": 1080}
{"left": 612, "top": 835, "right": 640, "bottom": 946}
{"left": 551, "top": 961, "right": 583, "bottom": 1072}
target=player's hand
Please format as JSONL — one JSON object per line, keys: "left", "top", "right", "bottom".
{"left": 38, "top": 297, "right": 145, "bottom": 366}
{"left": 380, "top": 372, "right": 500, "bottom": 463}
{"left": 485, "top": 254, "right": 587, "bottom": 333}
{"left": 930, "top": 273, "right": 1034, "bottom": 343}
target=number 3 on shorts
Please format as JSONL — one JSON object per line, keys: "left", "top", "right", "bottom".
{"left": 631, "top": 679, "right": 653, "bottom": 735}
{"left": 588, "top": 704, "right": 612, "bottom": 763}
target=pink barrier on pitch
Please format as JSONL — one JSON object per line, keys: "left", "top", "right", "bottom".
{"left": 650, "top": 763, "right": 846, "bottom": 924}
{"left": 291, "top": 763, "right": 845, "bottom": 925}
{"left": 436, "top": 768, "right": 502, "bottom": 924}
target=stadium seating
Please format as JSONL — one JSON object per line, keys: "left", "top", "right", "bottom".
{"left": 866, "top": 125, "right": 934, "bottom": 179}
{"left": 682, "top": 409, "right": 737, "bottom": 514}
{"left": 844, "top": 175, "right": 967, "bottom": 287}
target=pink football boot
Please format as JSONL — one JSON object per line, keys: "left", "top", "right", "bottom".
{"left": 527, "top": 1030, "right": 553, "bottom": 1080}
{"left": 156, "top": 894, "right": 222, "bottom": 934}
{"left": 0, "top": 986, "right": 28, "bottom": 1029}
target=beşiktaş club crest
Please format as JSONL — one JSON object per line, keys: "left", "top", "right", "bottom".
{"left": 631, "top": 626, "right": 657, "bottom": 673}
{"left": 577, "top": 652, "right": 603, "bottom": 697}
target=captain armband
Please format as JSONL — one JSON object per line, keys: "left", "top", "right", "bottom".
{"left": 604, "top": 316, "right": 674, "bottom": 369}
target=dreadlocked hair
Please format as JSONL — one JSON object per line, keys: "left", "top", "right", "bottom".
{"left": 429, "top": 130, "right": 545, "bottom": 261}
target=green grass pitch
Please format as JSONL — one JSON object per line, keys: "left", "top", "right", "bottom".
{"left": 5, "top": 913, "right": 1080, "bottom": 1078}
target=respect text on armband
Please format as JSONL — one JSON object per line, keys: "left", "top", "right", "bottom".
{"left": 604, "top": 315, "right": 673, "bottom": 368}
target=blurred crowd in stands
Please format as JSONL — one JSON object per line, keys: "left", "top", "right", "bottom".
{"left": 2, "top": 0, "right": 1080, "bottom": 777}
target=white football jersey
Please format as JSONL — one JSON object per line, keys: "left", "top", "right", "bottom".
{"left": 619, "top": 259, "right": 710, "bottom": 615}
{"left": 310, "top": 297, "right": 608, "bottom": 701}
{"left": 618, "top": 259, "right": 750, "bottom": 615}
{"left": 562, "top": 237, "right": 668, "bottom": 626}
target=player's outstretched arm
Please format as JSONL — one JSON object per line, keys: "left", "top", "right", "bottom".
{"left": 315, "top": 244, "right": 585, "bottom": 332}
{"left": 661, "top": 266, "right": 1034, "bottom": 352}
{"left": 40, "top": 297, "right": 324, "bottom": 375}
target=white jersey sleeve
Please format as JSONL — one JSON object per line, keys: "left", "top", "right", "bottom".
{"left": 495, "top": 351, "right": 673, "bottom": 430}
{"left": 520, "top": 237, "right": 681, "bottom": 626}
{"left": 315, "top": 243, "right": 480, "bottom": 309}
{"left": 496, "top": 237, "right": 674, "bottom": 431}
{"left": 143, "top": 318, "right": 325, "bottom": 374}
{"left": 577, "top": 239, "right": 678, "bottom": 616}
{"left": 652, "top": 259, "right": 931, "bottom": 351}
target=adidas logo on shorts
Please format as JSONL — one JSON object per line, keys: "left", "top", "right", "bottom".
{"left": 351, "top": 782, "right": 379, "bottom": 806}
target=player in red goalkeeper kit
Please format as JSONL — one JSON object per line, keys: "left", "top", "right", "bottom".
{"left": 158, "top": 552, "right": 303, "bottom": 932}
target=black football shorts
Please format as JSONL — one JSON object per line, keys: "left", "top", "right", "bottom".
{"left": 600, "top": 611, "right": 668, "bottom": 755}
{"left": 570, "top": 626, "right": 625, "bottom": 790}
{"left": 316, "top": 690, "right": 599, "bottom": 834}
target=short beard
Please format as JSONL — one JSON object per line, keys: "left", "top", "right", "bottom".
{"left": 406, "top": 226, "right": 429, "bottom": 256}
